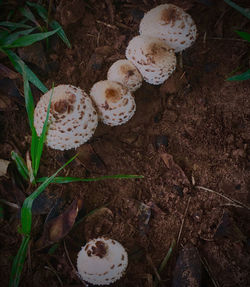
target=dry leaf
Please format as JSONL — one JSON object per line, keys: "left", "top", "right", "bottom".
{"left": 0, "top": 159, "right": 10, "bottom": 177}
{"left": 36, "top": 199, "right": 83, "bottom": 248}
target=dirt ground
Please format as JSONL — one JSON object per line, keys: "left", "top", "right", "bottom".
{"left": 0, "top": 0, "right": 250, "bottom": 286}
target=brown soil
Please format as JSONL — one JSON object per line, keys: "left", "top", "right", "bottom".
{"left": 0, "top": 0, "right": 250, "bottom": 287}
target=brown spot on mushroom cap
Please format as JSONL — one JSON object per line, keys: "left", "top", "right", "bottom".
{"left": 34, "top": 85, "right": 98, "bottom": 151}
{"left": 53, "top": 100, "right": 68, "bottom": 114}
{"left": 120, "top": 64, "right": 135, "bottom": 78}
{"left": 105, "top": 88, "right": 121, "bottom": 103}
{"left": 161, "top": 6, "right": 180, "bottom": 24}
{"left": 91, "top": 241, "right": 107, "bottom": 258}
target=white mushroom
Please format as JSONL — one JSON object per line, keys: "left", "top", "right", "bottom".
{"left": 34, "top": 85, "right": 98, "bottom": 151}
{"left": 77, "top": 237, "right": 128, "bottom": 285}
{"left": 139, "top": 4, "right": 197, "bottom": 52}
{"left": 126, "top": 35, "right": 176, "bottom": 85}
{"left": 107, "top": 59, "right": 143, "bottom": 92}
{"left": 90, "top": 80, "right": 136, "bottom": 126}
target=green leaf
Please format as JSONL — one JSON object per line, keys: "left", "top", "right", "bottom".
{"left": 11, "top": 151, "right": 29, "bottom": 181}
{"left": 235, "top": 30, "right": 250, "bottom": 42}
{"left": 1, "top": 49, "right": 48, "bottom": 93}
{"left": 0, "top": 21, "right": 32, "bottom": 30}
{"left": 21, "top": 154, "right": 77, "bottom": 235}
{"left": 22, "top": 64, "right": 39, "bottom": 178}
{"left": 0, "top": 30, "right": 9, "bottom": 42}
{"left": 31, "top": 128, "right": 39, "bottom": 178}
{"left": 33, "top": 86, "right": 54, "bottom": 177}
{"left": 226, "top": 69, "right": 250, "bottom": 81}
{"left": 0, "top": 27, "right": 36, "bottom": 46}
{"left": 26, "top": 1, "right": 48, "bottom": 22}
{"left": 9, "top": 235, "right": 30, "bottom": 287}
{"left": 158, "top": 239, "right": 176, "bottom": 273}
{"left": 224, "top": 0, "right": 250, "bottom": 20}
{"left": 0, "top": 203, "right": 4, "bottom": 219}
{"left": 50, "top": 20, "right": 71, "bottom": 48}
{"left": 26, "top": 1, "right": 71, "bottom": 48}
{"left": 37, "top": 174, "right": 144, "bottom": 183}
{"left": 3, "top": 28, "right": 60, "bottom": 48}
{"left": 23, "top": 65, "right": 35, "bottom": 130}
{"left": 19, "top": 6, "right": 40, "bottom": 27}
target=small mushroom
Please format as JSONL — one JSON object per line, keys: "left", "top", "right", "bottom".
{"left": 107, "top": 59, "right": 143, "bottom": 92}
{"left": 77, "top": 237, "right": 128, "bottom": 285}
{"left": 34, "top": 85, "right": 98, "bottom": 151}
{"left": 90, "top": 80, "right": 136, "bottom": 126}
{"left": 126, "top": 35, "right": 176, "bottom": 85}
{"left": 139, "top": 4, "right": 197, "bottom": 52}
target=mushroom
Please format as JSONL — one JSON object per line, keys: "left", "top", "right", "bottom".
{"left": 34, "top": 85, "right": 98, "bottom": 151}
{"left": 139, "top": 4, "right": 197, "bottom": 52}
{"left": 107, "top": 59, "right": 143, "bottom": 92}
{"left": 77, "top": 237, "right": 128, "bottom": 285}
{"left": 90, "top": 80, "right": 136, "bottom": 126}
{"left": 126, "top": 35, "right": 176, "bottom": 85}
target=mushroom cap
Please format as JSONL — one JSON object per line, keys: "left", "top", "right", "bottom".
{"left": 34, "top": 85, "right": 98, "bottom": 151}
{"left": 90, "top": 80, "right": 136, "bottom": 126}
{"left": 126, "top": 35, "right": 176, "bottom": 85}
{"left": 139, "top": 4, "right": 197, "bottom": 52}
{"left": 77, "top": 237, "right": 128, "bottom": 285}
{"left": 107, "top": 59, "right": 143, "bottom": 92}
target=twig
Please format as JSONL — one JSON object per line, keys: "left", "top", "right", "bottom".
{"left": 179, "top": 71, "right": 186, "bottom": 80}
{"left": 177, "top": 197, "right": 191, "bottom": 245}
{"left": 203, "top": 31, "right": 207, "bottom": 47}
{"left": 96, "top": 20, "right": 118, "bottom": 30}
{"left": 63, "top": 240, "right": 87, "bottom": 286}
{"left": 207, "top": 37, "right": 248, "bottom": 42}
{"left": 44, "top": 265, "right": 63, "bottom": 287}
{"left": 47, "top": 0, "right": 53, "bottom": 30}
{"left": 197, "top": 253, "right": 220, "bottom": 287}
{"left": 195, "top": 186, "right": 250, "bottom": 210}
{"left": 146, "top": 254, "right": 162, "bottom": 283}
{"left": 0, "top": 199, "right": 19, "bottom": 209}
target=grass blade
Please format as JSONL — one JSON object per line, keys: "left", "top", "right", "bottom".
{"left": 22, "top": 64, "right": 39, "bottom": 177}
{"left": 2, "top": 49, "right": 48, "bottom": 93}
{"left": 26, "top": 1, "right": 48, "bottom": 22}
{"left": 4, "top": 28, "right": 60, "bottom": 48}
{"left": 23, "top": 66, "right": 34, "bottom": 130}
{"left": 37, "top": 174, "right": 144, "bottom": 183}
{"left": 26, "top": 1, "right": 71, "bottom": 48}
{"left": 11, "top": 151, "right": 29, "bottom": 181}
{"left": 19, "top": 6, "right": 40, "bottom": 27}
{"left": 158, "top": 239, "right": 176, "bottom": 273}
{"left": 50, "top": 20, "right": 71, "bottom": 48}
{"left": 21, "top": 154, "right": 77, "bottom": 235}
{"left": 224, "top": 0, "right": 250, "bottom": 19}
{"left": 33, "top": 86, "right": 54, "bottom": 177}
{"left": 9, "top": 235, "right": 30, "bottom": 287}
{"left": 10, "top": 155, "right": 77, "bottom": 286}
{"left": 226, "top": 69, "right": 250, "bottom": 81}
{"left": 0, "top": 27, "right": 36, "bottom": 46}
{"left": 235, "top": 30, "right": 250, "bottom": 42}
{"left": 0, "top": 21, "right": 32, "bottom": 30}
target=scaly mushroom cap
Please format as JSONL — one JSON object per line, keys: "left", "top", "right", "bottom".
{"left": 107, "top": 59, "right": 143, "bottom": 92}
{"left": 126, "top": 35, "right": 176, "bottom": 85}
{"left": 34, "top": 85, "right": 98, "bottom": 151}
{"left": 77, "top": 237, "right": 128, "bottom": 285}
{"left": 90, "top": 80, "right": 136, "bottom": 126}
{"left": 139, "top": 4, "right": 197, "bottom": 52}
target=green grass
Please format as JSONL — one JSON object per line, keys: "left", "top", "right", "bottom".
{"left": 10, "top": 65, "right": 143, "bottom": 287}
{"left": 9, "top": 155, "right": 77, "bottom": 287}
{"left": 0, "top": 2, "right": 71, "bottom": 92}
{"left": 224, "top": 0, "right": 250, "bottom": 81}
{"left": 224, "top": 0, "right": 250, "bottom": 20}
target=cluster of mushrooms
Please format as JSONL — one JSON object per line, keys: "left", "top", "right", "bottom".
{"left": 34, "top": 4, "right": 197, "bottom": 285}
